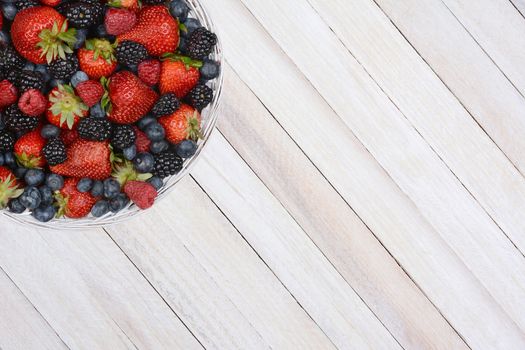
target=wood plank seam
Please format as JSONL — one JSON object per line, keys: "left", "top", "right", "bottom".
{"left": 102, "top": 228, "right": 207, "bottom": 350}
{"left": 509, "top": 0, "right": 525, "bottom": 18}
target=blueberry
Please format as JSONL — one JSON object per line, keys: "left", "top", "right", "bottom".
{"left": 13, "top": 167, "right": 28, "bottom": 179}
{"left": 45, "top": 173, "right": 64, "bottom": 191}
{"left": 178, "top": 36, "right": 187, "bottom": 52}
{"left": 1, "top": 3, "right": 17, "bottom": 21}
{"left": 50, "top": 79, "right": 65, "bottom": 88}
{"left": 123, "top": 144, "right": 137, "bottom": 160}
{"left": 169, "top": 0, "right": 189, "bottom": 22}
{"left": 103, "top": 178, "right": 120, "bottom": 199}
{"left": 77, "top": 178, "right": 93, "bottom": 193}
{"left": 200, "top": 59, "right": 220, "bottom": 80}
{"left": 0, "top": 154, "right": 4, "bottom": 166}
{"left": 23, "top": 62, "right": 35, "bottom": 71}
{"left": 176, "top": 139, "right": 197, "bottom": 158}
{"left": 35, "top": 65, "right": 51, "bottom": 83}
{"left": 150, "top": 140, "right": 169, "bottom": 154}
{"left": 4, "top": 152, "right": 15, "bottom": 167}
{"left": 90, "top": 180, "right": 104, "bottom": 197}
{"left": 24, "top": 169, "right": 45, "bottom": 186}
{"left": 33, "top": 205, "right": 57, "bottom": 222}
{"left": 8, "top": 198, "right": 26, "bottom": 214}
{"left": 127, "top": 64, "right": 138, "bottom": 73}
{"left": 137, "top": 115, "right": 156, "bottom": 130}
{"left": 70, "top": 70, "right": 89, "bottom": 88}
{"left": 90, "top": 103, "right": 106, "bottom": 118}
{"left": 19, "top": 186, "right": 42, "bottom": 210}
{"left": 183, "top": 18, "right": 201, "bottom": 37}
{"left": 74, "top": 29, "right": 88, "bottom": 50}
{"left": 148, "top": 176, "right": 163, "bottom": 191}
{"left": 38, "top": 185, "right": 54, "bottom": 207}
{"left": 133, "top": 152, "right": 155, "bottom": 173}
{"left": 41, "top": 125, "right": 61, "bottom": 139}
{"left": 0, "top": 30, "right": 10, "bottom": 46}
{"left": 145, "top": 123, "right": 165, "bottom": 141}
{"left": 91, "top": 200, "right": 110, "bottom": 217}
{"left": 95, "top": 25, "right": 115, "bottom": 42}
{"left": 109, "top": 193, "right": 129, "bottom": 213}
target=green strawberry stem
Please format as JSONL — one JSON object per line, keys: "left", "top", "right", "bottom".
{"left": 111, "top": 158, "right": 152, "bottom": 186}
{"left": 15, "top": 152, "right": 43, "bottom": 169}
{"left": 0, "top": 176, "right": 23, "bottom": 208}
{"left": 85, "top": 38, "right": 117, "bottom": 64}
{"left": 37, "top": 20, "right": 77, "bottom": 64}
{"left": 100, "top": 76, "right": 112, "bottom": 115}
{"left": 187, "top": 111, "right": 203, "bottom": 141}
{"left": 53, "top": 191, "right": 69, "bottom": 218}
{"left": 161, "top": 53, "right": 203, "bottom": 69}
{"left": 49, "top": 84, "right": 89, "bottom": 129}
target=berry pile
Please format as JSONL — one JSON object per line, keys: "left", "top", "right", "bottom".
{"left": 0, "top": 0, "right": 220, "bottom": 222}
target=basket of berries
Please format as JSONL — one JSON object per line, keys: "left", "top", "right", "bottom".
{"left": 0, "top": 0, "right": 222, "bottom": 228}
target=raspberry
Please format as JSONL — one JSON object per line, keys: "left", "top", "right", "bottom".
{"left": 104, "top": 8, "right": 137, "bottom": 36}
{"left": 18, "top": 89, "right": 47, "bottom": 116}
{"left": 123, "top": 180, "right": 157, "bottom": 209}
{"left": 75, "top": 80, "right": 104, "bottom": 107}
{"left": 0, "top": 80, "right": 18, "bottom": 108}
{"left": 138, "top": 59, "right": 161, "bottom": 86}
{"left": 133, "top": 126, "right": 151, "bottom": 153}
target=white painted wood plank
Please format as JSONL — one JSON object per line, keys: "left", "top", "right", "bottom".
{"left": 0, "top": 269, "right": 67, "bottom": 350}
{"left": 0, "top": 219, "right": 202, "bottom": 350}
{"left": 510, "top": 0, "right": 525, "bottom": 17}
{"left": 374, "top": 0, "right": 525, "bottom": 174}
{"left": 441, "top": 0, "right": 525, "bottom": 96}
{"left": 106, "top": 176, "right": 338, "bottom": 350}
{"left": 217, "top": 64, "right": 468, "bottom": 350}
{"left": 199, "top": 0, "right": 525, "bottom": 347}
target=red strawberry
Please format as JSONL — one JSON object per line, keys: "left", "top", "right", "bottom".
{"left": 11, "top": 7, "right": 76, "bottom": 64}
{"left": 158, "top": 104, "right": 201, "bottom": 144}
{"left": 118, "top": 6, "right": 179, "bottom": 57}
{"left": 50, "top": 139, "right": 111, "bottom": 180}
{"left": 39, "top": 0, "right": 62, "bottom": 6}
{"left": 60, "top": 128, "right": 79, "bottom": 146}
{"left": 123, "top": 180, "right": 157, "bottom": 209}
{"left": 0, "top": 80, "right": 18, "bottom": 109}
{"left": 104, "top": 8, "right": 137, "bottom": 35}
{"left": 78, "top": 39, "right": 118, "bottom": 80}
{"left": 138, "top": 59, "right": 161, "bottom": 86}
{"left": 106, "top": 71, "right": 158, "bottom": 124}
{"left": 47, "top": 84, "right": 89, "bottom": 129}
{"left": 75, "top": 80, "right": 104, "bottom": 107}
{"left": 18, "top": 89, "right": 47, "bottom": 116}
{"left": 14, "top": 129, "right": 47, "bottom": 168}
{"left": 55, "top": 178, "right": 97, "bottom": 218}
{"left": 159, "top": 55, "right": 201, "bottom": 98}
{"left": 107, "top": 0, "right": 139, "bottom": 11}
{"left": 0, "top": 166, "right": 23, "bottom": 208}
{"left": 133, "top": 126, "right": 150, "bottom": 152}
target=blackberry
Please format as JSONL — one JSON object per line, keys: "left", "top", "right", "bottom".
{"left": 187, "top": 84, "right": 213, "bottom": 111}
{"left": 11, "top": 70, "right": 45, "bottom": 92}
{"left": 0, "top": 46, "right": 25, "bottom": 71}
{"left": 77, "top": 118, "right": 112, "bottom": 141}
{"left": 151, "top": 93, "right": 180, "bottom": 117}
{"left": 48, "top": 54, "right": 79, "bottom": 80}
{"left": 111, "top": 124, "right": 136, "bottom": 149}
{"left": 42, "top": 138, "right": 67, "bottom": 166}
{"left": 142, "top": 0, "right": 165, "bottom": 4}
{"left": 0, "top": 131, "right": 15, "bottom": 152}
{"left": 185, "top": 27, "right": 217, "bottom": 60}
{"left": 153, "top": 151, "right": 183, "bottom": 178}
{"left": 59, "top": 2, "right": 103, "bottom": 29}
{"left": 15, "top": 0, "right": 38, "bottom": 10}
{"left": 115, "top": 41, "right": 148, "bottom": 66}
{"left": 4, "top": 105, "right": 39, "bottom": 133}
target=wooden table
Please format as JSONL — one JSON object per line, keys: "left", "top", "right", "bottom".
{"left": 2, "top": 0, "right": 525, "bottom": 349}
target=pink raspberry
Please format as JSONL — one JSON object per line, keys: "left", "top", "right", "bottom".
{"left": 18, "top": 89, "right": 47, "bottom": 116}
{"left": 138, "top": 59, "right": 161, "bottom": 86}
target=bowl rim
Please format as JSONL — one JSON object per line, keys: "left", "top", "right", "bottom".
{"left": 1, "top": 0, "right": 224, "bottom": 230}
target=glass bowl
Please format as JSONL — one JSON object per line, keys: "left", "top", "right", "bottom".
{"left": 1, "top": 0, "right": 224, "bottom": 229}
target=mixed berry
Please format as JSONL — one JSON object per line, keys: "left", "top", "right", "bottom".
{"left": 0, "top": 0, "right": 220, "bottom": 222}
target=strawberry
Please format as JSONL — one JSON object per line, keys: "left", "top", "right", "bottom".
{"left": 0, "top": 166, "right": 23, "bottom": 208}
{"left": 11, "top": 7, "right": 76, "bottom": 64}
{"left": 14, "top": 129, "right": 47, "bottom": 168}
{"left": 39, "top": 0, "right": 62, "bottom": 6}
{"left": 104, "top": 8, "right": 137, "bottom": 35}
{"left": 158, "top": 104, "right": 201, "bottom": 144}
{"left": 159, "top": 55, "right": 201, "bottom": 98}
{"left": 123, "top": 180, "right": 157, "bottom": 209}
{"left": 18, "top": 89, "right": 47, "bottom": 116}
{"left": 75, "top": 80, "right": 104, "bottom": 107}
{"left": 105, "top": 71, "right": 158, "bottom": 124}
{"left": 47, "top": 84, "right": 89, "bottom": 129}
{"left": 0, "top": 80, "right": 18, "bottom": 109}
{"left": 107, "top": 0, "right": 139, "bottom": 11}
{"left": 133, "top": 126, "right": 150, "bottom": 152}
{"left": 78, "top": 39, "right": 117, "bottom": 80}
{"left": 55, "top": 178, "right": 97, "bottom": 218}
{"left": 50, "top": 139, "right": 111, "bottom": 180}
{"left": 60, "top": 128, "right": 79, "bottom": 146}
{"left": 138, "top": 59, "right": 160, "bottom": 86}
{"left": 118, "top": 6, "right": 179, "bottom": 57}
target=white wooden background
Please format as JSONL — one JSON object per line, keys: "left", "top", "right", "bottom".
{"left": 2, "top": 0, "right": 525, "bottom": 349}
